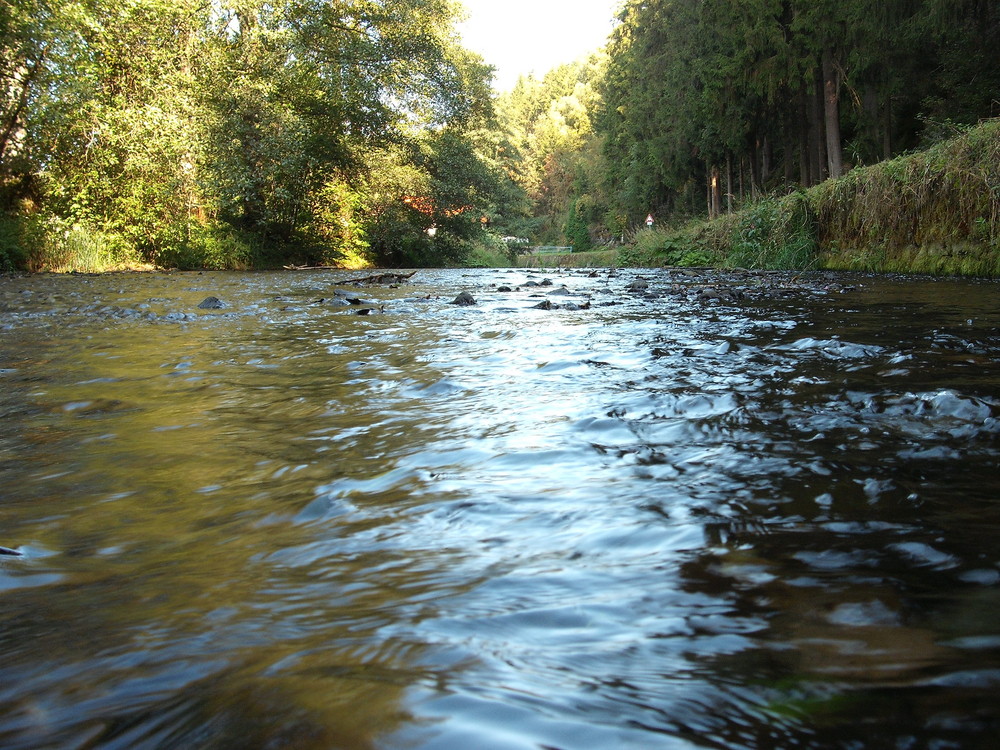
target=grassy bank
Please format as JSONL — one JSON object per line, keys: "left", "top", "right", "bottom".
{"left": 631, "top": 118, "right": 1000, "bottom": 276}
{"left": 515, "top": 249, "right": 619, "bottom": 268}
{"left": 814, "top": 119, "right": 1000, "bottom": 275}
{"left": 6, "top": 121, "right": 996, "bottom": 277}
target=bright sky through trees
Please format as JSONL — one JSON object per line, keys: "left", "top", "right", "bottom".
{"left": 457, "top": 0, "right": 620, "bottom": 91}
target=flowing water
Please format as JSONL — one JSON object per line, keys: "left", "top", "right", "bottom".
{"left": 1, "top": 267, "right": 999, "bottom": 749}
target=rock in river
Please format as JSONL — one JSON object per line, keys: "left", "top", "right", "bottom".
{"left": 197, "top": 296, "right": 225, "bottom": 309}
{"left": 451, "top": 291, "right": 477, "bottom": 306}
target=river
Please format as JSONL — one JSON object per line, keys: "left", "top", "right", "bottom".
{"left": 1, "top": 267, "right": 999, "bottom": 749}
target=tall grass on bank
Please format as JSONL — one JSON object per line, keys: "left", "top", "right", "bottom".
{"left": 515, "top": 249, "right": 619, "bottom": 268}
{"left": 624, "top": 118, "right": 1000, "bottom": 276}
{"left": 692, "top": 191, "right": 818, "bottom": 270}
{"left": 0, "top": 215, "right": 274, "bottom": 273}
{"left": 623, "top": 190, "right": 817, "bottom": 271}
{"left": 814, "top": 118, "right": 1000, "bottom": 276}
{"left": 626, "top": 228, "right": 714, "bottom": 267}
{"left": 6, "top": 219, "right": 146, "bottom": 273}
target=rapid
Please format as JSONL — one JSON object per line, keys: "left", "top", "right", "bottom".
{"left": 1, "top": 267, "right": 999, "bottom": 748}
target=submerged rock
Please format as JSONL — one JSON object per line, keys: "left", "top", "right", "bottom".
{"left": 451, "top": 291, "right": 477, "bottom": 306}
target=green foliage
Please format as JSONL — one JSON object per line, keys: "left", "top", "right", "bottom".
{"left": 464, "top": 233, "right": 517, "bottom": 268}
{"left": 4, "top": 0, "right": 996, "bottom": 274}
{"left": 653, "top": 232, "right": 715, "bottom": 268}
{"left": 614, "top": 241, "right": 662, "bottom": 268}
{"left": 627, "top": 226, "right": 715, "bottom": 267}
{"left": 1, "top": 0, "right": 514, "bottom": 270}
{"left": 0, "top": 219, "right": 24, "bottom": 272}
{"left": 564, "top": 200, "right": 592, "bottom": 252}
{"left": 304, "top": 177, "right": 370, "bottom": 268}
{"left": 722, "top": 194, "right": 819, "bottom": 270}
{"left": 496, "top": 57, "right": 607, "bottom": 246}
{"left": 618, "top": 119, "right": 999, "bottom": 276}
{"left": 14, "top": 218, "right": 142, "bottom": 273}
{"left": 152, "top": 223, "right": 257, "bottom": 271}
{"left": 598, "top": 0, "right": 1000, "bottom": 233}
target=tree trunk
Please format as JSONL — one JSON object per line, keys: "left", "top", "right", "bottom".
{"left": 706, "top": 165, "right": 712, "bottom": 217}
{"left": 882, "top": 98, "right": 893, "bottom": 160}
{"left": 725, "top": 153, "right": 732, "bottom": 214}
{"left": 783, "top": 111, "right": 797, "bottom": 184}
{"left": 0, "top": 57, "right": 42, "bottom": 166}
{"left": 808, "top": 73, "right": 826, "bottom": 185}
{"left": 799, "top": 89, "right": 813, "bottom": 185}
{"left": 760, "top": 134, "right": 771, "bottom": 190}
{"left": 707, "top": 164, "right": 721, "bottom": 219}
{"left": 822, "top": 48, "right": 844, "bottom": 179}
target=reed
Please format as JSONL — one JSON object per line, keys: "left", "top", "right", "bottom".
{"left": 25, "top": 224, "right": 142, "bottom": 273}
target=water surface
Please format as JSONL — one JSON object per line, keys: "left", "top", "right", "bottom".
{"left": 1, "top": 268, "right": 999, "bottom": 748}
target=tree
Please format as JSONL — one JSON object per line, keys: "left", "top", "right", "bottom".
{"left": 497, "top": 56, "right": 606, "bottom": 245}
{"left": 3, "top": 0, "right": 512, "bottom": 269}
{"left": 595, "top": 0, "right": 996, "bottom": 232}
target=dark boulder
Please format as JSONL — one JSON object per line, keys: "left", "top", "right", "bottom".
{"left": 451, "top": 291, "right": 477, "bottom": 306}
{"left": 197, "top": 296, "right": 225, "bottom": 310}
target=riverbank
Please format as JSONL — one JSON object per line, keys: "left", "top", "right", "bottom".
{"left": 5, "top": 121, "right": 996, "bottom": 278}
{"left": 628, "top": 118, "right": 1000, "bottom": 277}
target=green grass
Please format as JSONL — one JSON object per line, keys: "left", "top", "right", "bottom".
{"left": 618, "top": 118, "right": 1000, "bottom": 276}
{"left": 814, "top": 118, "right": 1000, "bottom": 276}
{"left": 516, "top": 249, "right": 619, "bottom": 268}
{"left": 22, "top": 222, "right": 145, "bottom": 273}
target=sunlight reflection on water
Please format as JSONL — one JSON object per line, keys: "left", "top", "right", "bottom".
{"left": 2, "top": 268, "right": 1000, "bottom": 748}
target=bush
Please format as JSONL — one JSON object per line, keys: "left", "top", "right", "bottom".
{"left": 0, "top": 215, "right": 33, "bottom": 272}
{"left": 464, "top": 232, "right": 517, "bottom": 267}
{"left": 626, "top": 226, "right": 715, "bottom": 267}
{"left": 18, "top": 219, "right": 142, "bottom": 272}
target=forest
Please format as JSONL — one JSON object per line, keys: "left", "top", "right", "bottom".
{"left": 1, "top": 0, "right": 998, "bottom": 272}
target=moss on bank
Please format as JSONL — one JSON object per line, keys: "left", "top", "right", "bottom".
{"left": 813, "top": 118, "right": 1000, "bottom": 276}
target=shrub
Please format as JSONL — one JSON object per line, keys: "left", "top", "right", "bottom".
{"left": 0, "top": 215, "right": 33, "bottom": 273}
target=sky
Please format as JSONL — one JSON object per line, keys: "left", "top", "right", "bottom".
{"left": 456, "top": 0, "right": 621, "bottom": 92}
